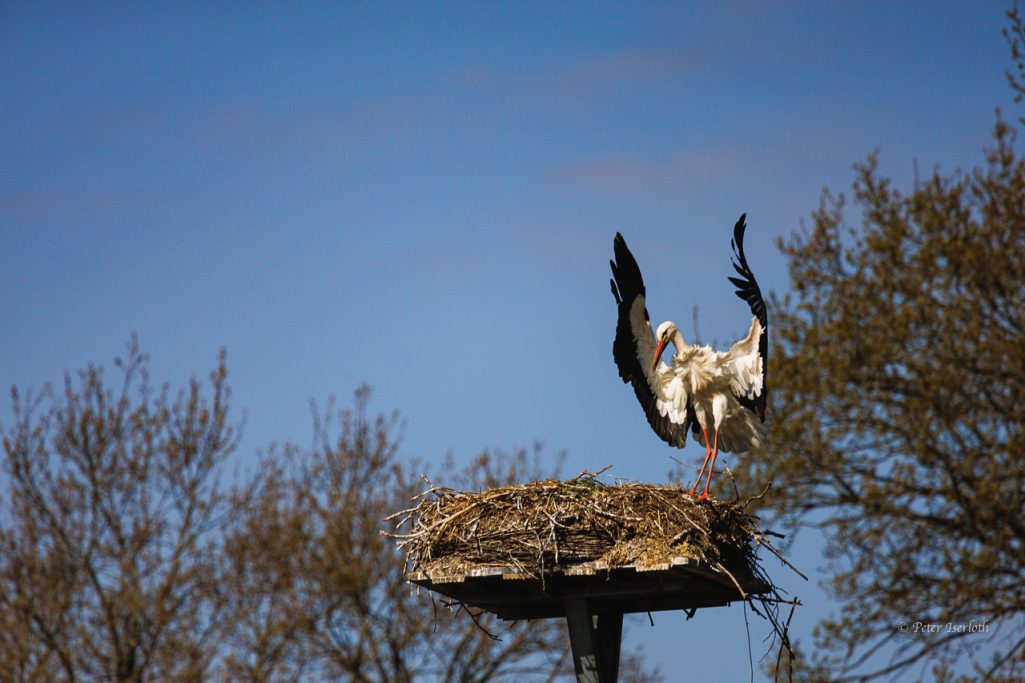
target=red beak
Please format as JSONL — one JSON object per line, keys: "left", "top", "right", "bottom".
{"left": 652, "top": 338, "right": 667, "bottom": 371}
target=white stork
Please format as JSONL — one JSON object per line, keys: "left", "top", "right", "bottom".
{"left": 609, "top": 214, "right": 767, "bottom": 498}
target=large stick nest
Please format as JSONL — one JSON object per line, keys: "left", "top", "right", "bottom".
{"left": 386, "top": 471, "right": 803, "bottom": 673}
{"left": 388, "top": 472, "right": 772, "bottom": 589}
{"left": 385, "top": 471, "right": 799, "bottom": 672}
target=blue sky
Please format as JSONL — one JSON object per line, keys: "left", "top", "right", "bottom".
{"left": 1, "top": 2, "right": 1016, "bottom": 679}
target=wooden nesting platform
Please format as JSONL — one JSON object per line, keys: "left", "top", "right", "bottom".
{"left": 388, "top": 476, "right": 785, "bottom": 683}
{"left": 409, "top": 554, "right": 770, "bottom": 621}
{"left": 391, "top": 476, "right": 772, "bottom": 620}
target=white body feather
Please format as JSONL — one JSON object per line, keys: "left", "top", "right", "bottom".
{"left": 630, "top": 298, "right": 763, "bottom": 453}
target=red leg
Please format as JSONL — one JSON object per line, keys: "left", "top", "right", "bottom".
{"left": 689, "top": 426, "right": 713, "bottom": 495}
{"left": 700, "top": 429, "right": 720, "bottom": 499}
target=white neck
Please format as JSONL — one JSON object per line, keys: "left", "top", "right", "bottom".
{"left": 670, "top": 327, "right": 687, "bottom": 355}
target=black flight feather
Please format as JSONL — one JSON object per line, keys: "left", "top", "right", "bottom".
{"left": 727, "top": 213, "right": 768, "bottom": 422}
{"left": 610, "top": 232, "right": 691, "bottom": 448}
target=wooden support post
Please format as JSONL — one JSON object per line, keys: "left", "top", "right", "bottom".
{"left": 565, "top": 598, "right": 600, "bottom": 683}
{"left": 595, "top": 611, "right": 623, "bottom": 683}
{"left": 564, "top": 599, "right": 624, "bottom": 683}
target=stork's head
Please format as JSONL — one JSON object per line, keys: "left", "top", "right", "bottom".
{"left": 653, "top": 321, "right": 680, "bottom": 371}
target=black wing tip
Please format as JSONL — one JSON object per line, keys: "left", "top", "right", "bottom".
{"left": 734, "top": 210, "right": 747, "bottom": 233}
{"left": 610, "top": 230, "right": 645, "bottom": 300}
{"left": 732, "top": 213, "right": 748, "bottom": 254}
{"left": 726, "top": 212, "right": 768, "bottom": 326}
{"left": 613, "top": 232, "right": 630, "bottom": 260}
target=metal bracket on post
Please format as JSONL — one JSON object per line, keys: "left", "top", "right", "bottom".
{"left": 564, "top": 598, "right": 623, "bottom": 683}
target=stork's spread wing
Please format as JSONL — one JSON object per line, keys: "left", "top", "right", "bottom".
{"left": 610, "top": 232, "right": 691, "bottom": 447}
{"left": 725, "top": 214, "right": 768, "bottom": 421}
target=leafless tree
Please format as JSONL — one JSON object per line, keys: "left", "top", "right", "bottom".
{"left": 0, "top": 339, "right": 241, "bottom": 682}
{"left": 2, "top": 351, "right": 662, "bottom": 682}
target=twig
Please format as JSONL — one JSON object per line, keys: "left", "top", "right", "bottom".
{"left": 753, "top": 535, "right": 809, "bottom": 581}
{"left": 440, "top": 601, "right": 501, "bottom": 641}
{"left": 742, "top": 479, "right": 774, "bottom": 505}
{"left": 774, "top": 598, "right": 799, "bottom": 683}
